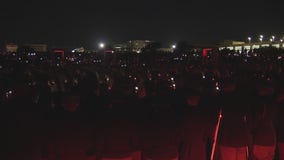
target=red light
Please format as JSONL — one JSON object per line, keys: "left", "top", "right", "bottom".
{"left": 53, "top": 50, "right": 65, "bottom": 59}
{"left": 202, "top": 48, "right": 212, "bottom": 57}
{"left": 104, "top": 50, "right": 114, "bottom": 53}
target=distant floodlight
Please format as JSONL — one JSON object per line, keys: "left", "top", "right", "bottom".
{"left": 172, "top": 45, "right": 176, "bottom": 49}
{"left": 248, "top": 37, "right": 252, "bottom": 43}
{"left": 281, "top": 39, "right": 283, "bottom": 42}
{"left": 99, "top": 43, "right": 105, "bottom": 49}
{"left": 260, "top": 35, "right": 264, "bottom": 39}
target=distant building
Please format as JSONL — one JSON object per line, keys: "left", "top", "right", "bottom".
{"left": 112, "top": 43, "right": 128, "bottom": 52}
{"left": 24, "top": 44, "right": 48, "bottom": 52}
{"left": 72, "top": 47, "right": 85, "bottom": 53}
{"left": 112, "top": 40, "right": 154, "bottom": 53}
{"left": 221, "top": 40, "right": 245, "bottom": 46}
{"left": 219, "top": 40, "right": 284, "bottom": 51}
{"left": 156, "top": 48, "right": 174, "bottom": 53}
{"left": 6, "top": 43, "right": 18, "bottom": 53}
{"left": 128, "top": 40, "right": 153, "bottom": 53}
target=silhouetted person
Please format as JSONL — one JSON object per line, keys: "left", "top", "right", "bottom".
{"left": 91, "top": 78, "right": 139, "bottom": 160}
{"left": 277, "top": 89, "right": 284, "bottom": 160}
{"left": 250, "top": 83, "right": 277, "bottom": 160}
{"left": 140, "top": 92, "right": 183, "bottom": 160}
{"left": 218, "top": 84, "right": 251, "bottom": 160}
{"left": 180, "top": 89, "right": 215, "bottom": 160}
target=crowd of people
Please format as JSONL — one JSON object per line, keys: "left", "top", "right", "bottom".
{"left": 1, "top": 48, "right": 284, "bottom": 160}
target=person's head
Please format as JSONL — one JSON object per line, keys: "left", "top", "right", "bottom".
{"left": 61, "top": 94, "right": 80, "bottom": 112}
{"left": 220, "top": 77, "right": 236, "bottom": 94}
{"left": 111, "top": 75, "right": 136, "bottom": 99}
{"left": 256, "top": 79, "right": 275, "bottom": 97}
{"left": 185, "top": 89, "right": 201, "bottom": 107}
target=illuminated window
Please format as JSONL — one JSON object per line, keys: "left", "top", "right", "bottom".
{"left": 244, "top": 46, "right": 251, "bottom": 50}
{"left": 272, "top": 44, "right": 280, "bottom": 48}
{"left": 234, "top": 46, "right": 242, "bottom": 51}
{"left": 261, "top": 44, "right": 269, "bottom": 47}
{"left": 227, "top": 46, "right": 234, "bottom": 50}
{"left": 252, "top": 45, "right": 260, "bottom": 49}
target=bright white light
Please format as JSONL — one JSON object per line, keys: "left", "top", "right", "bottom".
{"left": 281, "top": 39, "right": 283, "bottom": 42}
{"left": 248, "top": 37, "right": 251, "bottom": 41}
{"left": 270, "top": 38, "right": 273, "bottom": 42}
{"left": 99, "top": 43, "right": 105, "bottom": 49}
{"left": 272, "top": 36, "right": 275, "bottom": 39}
{"left": 215, "top": 82, "right": 220, "bottom": 91}
{"left": 172, "top": 45, "right": 176, "bottom": 49}
{"left": 260, "top": 35, "right": 264, "bottom": 39}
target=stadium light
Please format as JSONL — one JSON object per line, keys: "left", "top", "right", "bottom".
{"left": 248, "top": 37, "right": 251, "bottom": 43}
{"left": 259, "top": 35, "right": 264, "bottom": 42}
{"left": 99, "top": 43, "right": 105, "bottom": 49}
{"left": 272, "top": 36, "right": 275, "bottom": 42}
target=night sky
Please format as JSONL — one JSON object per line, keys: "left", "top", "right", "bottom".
{"left": 1, "top": 0, "right": 283, "bottom": 49}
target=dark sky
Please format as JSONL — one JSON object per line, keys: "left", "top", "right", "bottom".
{"left": 1, "top": 0, "right": 283, "bottom": 49}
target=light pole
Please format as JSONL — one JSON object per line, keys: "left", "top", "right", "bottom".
{"left": 248, "top": 37, "right": 252, "bottom": 43}
{"left": 269, "top": 36, "right": 275, "bottom": 43}
{"left": 259, "top": 35, "right": 263, "bottom": 42}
